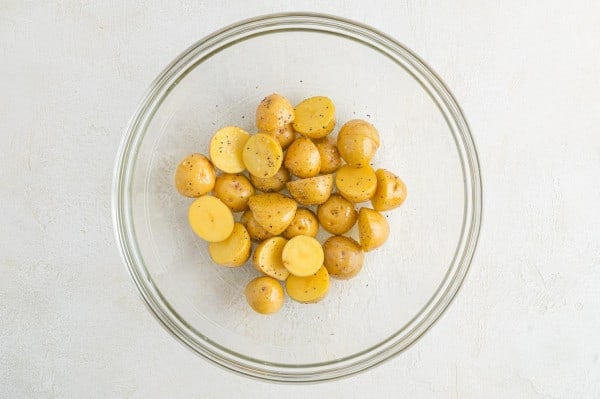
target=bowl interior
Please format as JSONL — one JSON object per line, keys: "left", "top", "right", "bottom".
{"left": 120, "top": 16, "right": 474, "bottom": 375}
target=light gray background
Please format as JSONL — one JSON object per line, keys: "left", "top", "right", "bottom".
{"left": 1, "top": 1, "right": 599, "bottom": 398}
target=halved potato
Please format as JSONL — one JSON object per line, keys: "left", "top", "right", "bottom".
{"left": 282, "top": 235, "right": 324, "bottom": 277}
{"left": 256, "top": 93, "right": 294, "bottom": 131}
{"left": 242, "top": 133, "right": 283, "bottom": 178}
{"left": 283, "top": 208, "right": 319, "bottom": 239}
{"left": 317, "top": 194, "right": 357, "bottom": 235}
{"left": 371, "top": 169, "right": 407, "bottom": 211}
{"left": 314, "top": 138, "right": 342, "bottom": 174}
{"left": 337, "top": 119, "right": 380, "bottom": 167}
{"left": 213, "top": 173, "right": 255, "bottom": 212}
{"left": 249, "top": 165, "right": 290, "bottom": 193}
{"left": 284, "top": 137, "right": 321, "bottom": 178}
{"left": 292, "top": 96, "right": 335, "bottom": 139}
{"left": 253, "top": 237, "right": 289, "bottom": 280}
{"left": 240, "top": 210, "right": 273, "bottom": 242}
{"left": 245, "top": 276, "right": 285, "bottom": 314}
{"left": 323, "top": 236, "right": 364, "bottom": 279}
{"left": 188, "top": 195, "right": 234, "bottom": 242}
{"left": 248, "top": 193, "right": 297, "bottom": 235}
{"left": 209, "top": 126, "right": 250, "bottom": 173}
{"left": 208, "top": 223, "right": 251, "bottom": 267}
{"left": 261, "top": 124, "right": 295, "bottom": 150}
{"left": 286, "top": 174, "right": 333, "bottom": 205}
{"left": 335, "top": 165, "right": 377, "bottom": 203}
{"left": 357, "top": 207, "right": 390, "bottom": 251}
{"left": 174, "top": 153, "right": 216, "bottom": 198}
{"left": 286, "top": 266, "right": 330, "bottom": 303}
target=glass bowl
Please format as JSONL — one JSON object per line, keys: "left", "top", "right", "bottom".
{"left": 112, "top": 13, "right": 482, "bottom": 382}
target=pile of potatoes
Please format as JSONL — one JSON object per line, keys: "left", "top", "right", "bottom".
{"left": 174, "top": 94, "right": 407, "bottom": 315}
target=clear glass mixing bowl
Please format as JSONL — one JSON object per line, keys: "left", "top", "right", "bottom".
{"left": 112, "top": 13, "right": 482, "bottom": 382}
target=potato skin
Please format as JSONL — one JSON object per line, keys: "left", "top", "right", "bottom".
{"left": 247, "top": 193, "right": 298, "bottom": 235}
{"left": 335, "top": 165, "right": 377, "bottom": 203}
{"left": 284, "top": 137, "right": 321, "bottom": 178}
{"left": 314, "top": 138, "right": 342, "bottom": 174}
{"left": 357, "top": 207, "right": 390, "bottom": 251}
{"left": 253, "top": 236, "right": 289, "bottom": 280}
{"left": 337, "top": 119, "right": 380, "bottom": 167}
{"left": 213, "top": 173, "right": 255, "bottom": 212}
{"left": 286, "top": 174, "right": 333, "bottom": 205}
{"left": 292, "top": 96, "right": 336, "bottom": 139}
{"left": 245, "top": 276, "right": 285, "bottom": 314}
{"left": 283, "top": 208, "right": 319, "bottom": 239}
{"left": 323, "top": 236, "right": 364, "bottom": 279}
{"left": 261, "top": 124, "right": 295, "bottom": 150}
{"left": 249, "top": 166, "right": 290, "bottom": 193}
{"left": 256, "top": 93, "right": 294, "bottom": 131}
{"left": 317, "top": 194, "right": 357, "bottom": 235}
{"left": 174, "top": 153, "right": 216, "bottom": 197}
{"left": 240, "top": 210, "right": 274, "bottom": 242}
{"left": 371, "top": 169, "right": 407, "bottom": 211}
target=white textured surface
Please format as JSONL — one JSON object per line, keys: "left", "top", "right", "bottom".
{"left": 1, "top": 1, "right": 599, "bottom": 397}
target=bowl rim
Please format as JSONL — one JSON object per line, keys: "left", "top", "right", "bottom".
{"left": 112, "top": 12, "right": 483, "bottom": 383}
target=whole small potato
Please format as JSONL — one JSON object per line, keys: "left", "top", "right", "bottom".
{"left": 245, "top": 276, "right": 285, "bottom": 314}
{"left": 213, "top": 173, "right": 255, "bottom": 212}
{"left": 337, "top": 119, "right": 380, "bottom": 167}
{"left": 317, "top": 194, "right": 357, "bottom": 235}
{"left": 323, "top": 236, "right": 364, "bottom": 279}
{"left": 284, "top": 137, "right": 321, "bottom": 178}
{"left": 174, "top": 153, "right": 216, "bottom": 197}
{"left": 314, "top": 138, "right": 342, "bottom": 174}
{"left": 250, "top": 166, "right": 290, "bottom": 193}
{"left": 256, "top": 93, "right": 295, "bottom": 131}
{"left": 283, "top": 208, "right": 319, "bottom": 239}
{"left": 240, "top": 210, "right": 274, "bottom": 241}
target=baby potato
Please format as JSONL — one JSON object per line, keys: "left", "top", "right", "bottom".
{"left": 188, "top": 195, "right": 234, "bottom": 242}
{"left": 243, "top": 133, "right": 284, "bottom": 178}
{"left": 357, "top": 207, "right": 390, "bottom": 251}
{"left": 286, "top": 174, "right": 333, "bottom": 205}
{"left": 249, "top": 165, "right": 290, "bottom": 193}
{"left": 323, "top": 236, "right": 364, "bottom": 279}
{"left": 314, "top": 138, "right": 342, "bottom": 174}
{"left": 248, "top": 193, "right": 297, "bottom": 235}
{"left": 292, "top": 96, "right": 336, "bottom": 139}
{"left": 208, "top": 223, "right": 251, "bottom": 267}
{"left": 253, "top": 237, "right": 289, "bottom": 280}
{"left": 261, "top": 124, "right": 295, "bottom": 150}
{"left": 337, "top": 119, "right": 380, "bottom": 167}
{"left": 286, "top": 266, "right": 330, "bottom": 303}
{"left": 174, "top": 153, "right": 216, "bottom": 197}
{"left": 335, "top": 165, "right": 377, "bottom": 203}
{"left": 371, "top": 169, "right": 407, "bottom": 211}
{"left": 284, "top": 137, "right": 321, "bottom": 178}
{"left": 317, "top": 194, "right": 357, "bottom": 235}
{"left": 209, "top": 126, "right": 250, "bottom": 173}
{"left": 283, "top": 208, "right": 319, "bottom": 239}
{"left": 282, "top": 235, "right": 324, "bottom": 277}
{"left": 213, "top": 173, "right": 255, "bottom": 212}
{"left": 245, "top": 276, "right": 285, "bottom": 314}
{"left": 240, "top": 210, "right": 274, "bottom": 241}
{"left": 256, "top": 93, "right": 295, "bottom": 132}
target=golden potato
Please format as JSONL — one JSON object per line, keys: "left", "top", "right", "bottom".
{"left": 335, "top": 165, "right": 377, "bottom": 203}
{"left": 249, "top": 165, "right": 290, "bottom": 193}
{"left": 283, "top": 208, "right": 319, "bottom": 239}
{"left": 323, "top": 236, "right": 364, "bottom": 279}
{"left": 248, "top": 193, "right": 297, "bottom": 235}
{"left": 357, "top": 207, "right": 390, "bottom": 251}
{"left": 286, "top": 174, "right": 333, "bottom": 205}
{"left": 245, "top": 276, "right": 285, "bottom": 314}
{"left": 282, "top": 235, "right": 323, "bottom": 277}
{"left": 286, "top": 266, "right": 330, "bottom": 303}
{"left": 314, "top": 138, "right": 342, "bottom": 174}
{"left": 292, "top": 96, "right": 335, "bottom": 139}
{"left": 261, "top": 124, "right": 295, "bottom": 150}
{"left": 240, "top": 210, "right": 274, "bottom": 242}
{"left": 284, "top": 137, "right": 321, "bottom": 178}
{"left": 371, "top": 169, "right": 407, "bottom": 211}
{"left": 174, "top": 153, "right": 216, "bottom": 197}
{"left": 209, "top": 126, "right": 250, "bottom": 173}
{"left": 337, "top": 119, "right": 380, "bottom": 167}
{"left": 243, "top": 133, "right": 283, "bottom": 178}
{"left": 256, "top": 93, "right": 294, "bottom": 132}
{"left": 188, "top": 195, "right": 234, "bottom": 242}
{"left": 253, "top": 236, "right": 289, "bottom": 280}
{"left": 213, "top": 173, "right": 255, "bottom": 212}
{"left": 208, "top": 223, "right": 251, "bottom": 267}
{"left": 317, "top": 194, "right": 357, "bottom": 235}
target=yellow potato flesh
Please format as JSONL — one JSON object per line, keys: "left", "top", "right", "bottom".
{"left": 293, "top": 96, "right": 336, "bottom": 139}
{"left": 253, "top": 236, "right": 289, "bottom": 280}
{"left": 242, "top": 133, "right": 283, "bottom": 178}
{"left": 282, "top": 235, "right": 324, "bottom": 277}
{"left": 335, "top": 165, "right": 377, "bottom": 203}
{"left": 208, "top": 223, "right": 251, "bottom": 267}
{"left": 245, "top": 276, "right": 285, "bottom": 314}
{"left": 284, "top": 137, "right": 321, "bottom": 178}
{"left": 209, "top": 126, "right": 250, "bottom": 173}
{"left": 286, "top": 266, "right": 330, "bottom": 303}
{"left": 357, "top": 207, "right": 390, "bottom": 251}
{"left": 286, "top": 174, "right": 333, "bottom": 205}
{"left": 188, "top": 196, "right": 234, "bottom": 242}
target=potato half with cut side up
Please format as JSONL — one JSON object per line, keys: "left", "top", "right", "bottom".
{"left": 208, "top": 223, "right": 251, "bottom": 267}
{"left": 209, "top": 126, "right": 250, "bottom": 173}
{"left": 335, "top": 165, "right": 377, "bottom": 203}
{"left": 253, "top": 237, "right": 289, "bottom": 280}
{"left": 286, "top": 266, "right": 330, "bottom": 303}
{"left": 243, "top": 133, "right": 284, "bottom": 178}
{"left": 282, "top": 235, "right": 324, "bottom": 277}
{"left": 292, "top": 96, "right": 335, "bottom": 139}
{"left": 188, "top": 195, "right": 234, "bottom": 242}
